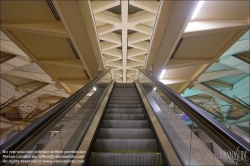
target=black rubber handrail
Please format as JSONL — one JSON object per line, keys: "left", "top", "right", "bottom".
{"left": 0, "top": 68, "right": 112, "bottom": 159}
{"left": 137, "top": 68, "right": 250, "bottom": 165}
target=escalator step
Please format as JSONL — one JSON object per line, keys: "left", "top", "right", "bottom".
{"left": 108, "top": 100, "right": 141, "bottom": 104}
{"left": 103, "top": 114, "right": 146, "bottom": 120}
{"left": 101, "top": 120, "right": 150, "bottom": 128}
{"left": 115, "top": 83, "right": 135, "bottom": 88}
{"left": 112, "top": 89, "right": 138, "bottom": 95}
{"left": 89, "top": 152, "right": 164, "bottom": 166}
{"left": 111, "top": 91, "right": 138, "bottom": 94}
{"left": 87, "top": 83, "right": 165, "bottom": 166}
{"left": 93, "top": 139, "right": 158, "bottom": 152}
{"left": 97, "top": 129, "right": 153, "bottom": 139}
{"left": 105, "top": 108, "right": 144, "bottom": 114}
{"left": 112, "top": 89, "right": 137, "bottom": 92}
{"left": 110, "top": 94, "right": 139, "bottom": 98}
{"left": 110, "top": 96, "right": 140, "bottom": 100}
{"left": 107, "top": 104, "right": 143, "bottom": 108}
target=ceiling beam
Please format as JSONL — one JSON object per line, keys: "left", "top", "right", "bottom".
{"left": 100, "top": 41, "right": 119, "bottom": 51}
{"left": 103, "top": 48, "right": 122, "bottom": 58}
{"left": 95, "top": 12, "right": 121, "bottom": 24}
{"left": 114, "top": 70, "right": 122, "bottom": 76}
{"left": 16, "top": 82, "right": 46, "bottom": 91}
{"left": 0, "top": 56, "right": 30, "bottom": 74}
{"left": 1, "top": 83, "right": 57, "bottom": 113}
{"left": 53, "top": 0, "right": 100, "bottom": 79}
{"left": 91, "top": 0, "right": 120, "bottom": 14}
{"left": 134, "top": 25, "right": 152, "bottom": 36}
{"left": 130, "top": 41, "right": 149, "bottom": 51}
{"left": 197, "top": 69, "right": 244, "bottom": 83}
{"left": 127, "top": 70, "right": 135, "bottom": 76}
{"left": 128, "top": 32, "right": 150, "bottom": 44}
{"left": 128, "top": 48, "right": 147, "bottom": 58}
{"left": 100, "top": 32, "right": 121, "bottom": 44}
{"left": 145, "top": 1, "right": 197, "bottom": 77}
{"left": 78, "top": 0, "right": 106, "bottom": 72}
{"left": 0, "top": 52, "right": 16, "bottom": 64}
{"left": 186, "top": 95, "right": 212, "bottom": 102}
{"left": 129, "top": 0, "right": 159, "bottom": 14}
{"left": 194, "top": 82, "right": 249, "bottom": 113}
{"left": 205, "top": 80, "right": 233, "bottom": 89}
{"left": 183, "top": 20, "right": 249, "bottom": 38}
{"left": 220, "top": 54, "right": 250, "bottom": 74}
{"left": 27, "top": 99, "right": 63, "bottom": 121}
{"left": 1, "top": 28, "right": 70, "bottom": 93}
{"left": 211, "top": 97, "right": 223, "bottom": 116}
{"left": 40, "top": 59, "right": 84, "bottom": 69}
{"left": 91, "top": 0, "right": 159, "bottom": 83}
{"left": 38, "top": 96, "right": 63, "bottom": 103}
{"left": 58, "top": 78, "right": 90, "bottom": 85}
{"left": 1, "top": 21, "right": 68, "bottom": 38}
{"left": 166, "top": 59, "right": 210, "bottom": 70}
{"left": 121, "top": 0, "right": 128, "bottom": 83}
{"left": 106, "top": 61, "right": 122, "bottom": 68}
{"left": 104, "top": 55, "right": 121, "bottom": 63}
{"left": 127, "top": 61, "right": 144, "bottom": 68}
{"left": 129, "top": 55, "right": 145, "bottom": 63}
{"left": 98, "top": 24, "right": 115, "bottom": 35}
{"left": 3, "top": 70, "right": 54, "bottom": 83}
{"left": 128, "top": 12, "right": 156, "bottom": 24}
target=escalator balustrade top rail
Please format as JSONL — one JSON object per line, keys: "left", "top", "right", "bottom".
{"left": 136, "top": 68, "right": 250, "bottom": 164}
{"left": 0, "top": 68, "right": 113, "bottom": 159}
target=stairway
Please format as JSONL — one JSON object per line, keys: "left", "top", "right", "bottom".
{"left": 88, "top": 83, "right": 164, "bottom": 166}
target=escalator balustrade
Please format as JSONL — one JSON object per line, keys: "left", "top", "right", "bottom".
{"left": 87, "top": 83, "right": 165, "bottom": 166}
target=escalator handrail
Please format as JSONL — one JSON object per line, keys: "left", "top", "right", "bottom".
{"left": 0, "top": 68, "right": 113, "bottom": 157}
{"left": 137, "top": 68, "right": 250, "bottom": 158}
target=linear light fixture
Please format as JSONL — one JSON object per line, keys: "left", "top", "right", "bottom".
{"left": 159, "top": 69, "right": 166, "bottom": 79}
{"left": 93, "top": 87, "right": 96, "bottom": 91}
{"left": 191, "top": 1, "right": 204, "bottom": 21}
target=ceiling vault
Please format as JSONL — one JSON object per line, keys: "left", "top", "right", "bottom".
{"left": 91, "top": 0, "right": 160, "bottom": 82}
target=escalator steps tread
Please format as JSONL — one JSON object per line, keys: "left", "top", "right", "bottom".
{"left": 107, "top": 104, "right": 143, "bottom": 108}
{"left": 89, "top": 153, "right": 164, "bottom": 166}
{"left": 103, "top": 114, "right": 146, "bottom": 120}
{"left": 97, "top": 128, "right": 154, "bottom": 139}
{"left": 105, "top": 108, "right": 145, "bottom": 114}
{"left": 93, "top": 139, "right": 158, "bottom": 152}
{"left": 88, "top": 83, "right": 164, "bottom": 166}
{"left": 101, "top": 120, "right": 150, "bottom": 128}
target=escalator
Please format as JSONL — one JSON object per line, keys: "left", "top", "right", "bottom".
{"left": 86, "top": 83, "right": 165, "bottom": 166}
{"left": 1, "top": 68, "right": 249, "bottom": 166}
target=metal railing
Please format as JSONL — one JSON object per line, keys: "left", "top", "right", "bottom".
{"left": 0, "top": 68, "right": 113, "bottom": 161}
{"left": 137, "top": 68, "right": 250, "bottom": 166}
